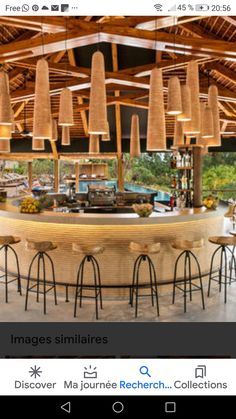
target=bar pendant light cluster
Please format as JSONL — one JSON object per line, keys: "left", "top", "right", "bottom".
{"left": 171, "top": 61, "right": 221, "bottom": 151}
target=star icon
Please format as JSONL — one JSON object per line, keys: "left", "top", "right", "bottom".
{"left": 29, "top": 365, "right": 42, "bottom": 379}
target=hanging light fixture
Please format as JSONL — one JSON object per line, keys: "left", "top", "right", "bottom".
{"left": 183, "top": 61, "right": 200, "bottom": 135}
{"left": 101, "top": 121, "right": 111, "bottom": 141}
{"left": 167, "top": 76, "right": 182, "bottom": 115}
{"left": 208, "top": 84, "right": 221, "bottom": 146}
{"left": 173, "top": 118, "right": 184, "bottom": 146}
{"left": 147, "top": 68, "right": 166, "bottom": 151}
{"left": 197, "top": 103, "right": 216, "bottom": 147}
{"left": 177, "top": 84, "right": 191, "bottom": 121}
{"left": 62, "top": 126, "right": 70, "bottom": 145}
{"left": 0, "top": 139, "right": 10, "bottom": 153}
{"left": 0, "top": 70, "right": 12, "bottom": 126}
{"left": 58, "top": 87, "right": 74, "bottom": 126}
{"left": 201, "top": 102, "right": 214, "bottom": 138}
{"left": 32, "top": 138, "right": 45, "bottom": 151}
{"left": 0, "top": 124, "right": 11, "bottom": 139}
{"left": 33, "top": 58, "right": 52, "bottom": 140}
{"left": 51, "top": 119, "right": 58, "bottom": 141}
{"left": 89, "top": 134, "right": 100, "bottom": 153}
{"left": 11, "top": 108, "right": 15, "bottom": 134}
{"left": 130, "top": 114, "right": 141, "bottom": 158}
{"left": 88, "top": 51, "right": 107, "bottom": 134}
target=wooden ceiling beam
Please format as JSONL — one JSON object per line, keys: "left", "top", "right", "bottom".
{"left": 2, "top": 21, "right": 236, "bottom": 64}
{"left": 0, "top": 29, "right": 98, "bottom": 63}
{"left": 0, "top": 152, "right": 54, "bottom": 160}
{"left": 203, "top": 61, "right": 236, "bottom": 84}
{"left": 0, "top": 16, "right": 67, "bottom": 32}
{"left": 13, "top": 58, "right": 90, "bottom": 78}
{"left": 136, "top": 16, "right": 207, "bottom": 30}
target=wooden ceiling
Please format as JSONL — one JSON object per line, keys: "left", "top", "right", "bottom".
{"left": 1, "top": 15, "right": 236, "bottom": 155}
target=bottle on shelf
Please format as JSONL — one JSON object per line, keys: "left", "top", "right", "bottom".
{"left": 171, "top": 175, "right": 177, "bottom": 189}
{"left": 176, "top": 152, "right": 182, "bottom": 168}
{"left": 169, "top": 193, "right": 175, "bottom": 211}
{"left": 170, "top": 154, "right": 177, "bottom": 169}
{"left": 185, "top": 152, "right": 191, "bottom": 167}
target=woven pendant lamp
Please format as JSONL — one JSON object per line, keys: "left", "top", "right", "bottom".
{"left": 0, "top": 124, "right": 11, "bottom": 139}
{"left": 167, "top": 76, "right": 182, "bottom": 115}
{"left": 130, "top": 114, "right": 141, "bottom": 158}
{"left": 102, "top": 121, "right": 110, "bottom": 141}
{"left": 32, "top": 138, "right": 45, "bottom": 151}
{"left": 0, "top": 71, "right": 12, "bottom": 125}
{"left": 62, "top": 126, "right": 70, "bottom": 145}
{"left": 33, "top": 58, "right": 52, "bottom": 139}
{"left": 0, "top": 139, "right": 10, "bottom": 153}
{"left": 89, "top": 134, "right": 100, "bottom": 153}
{"left": 11, "top": 108, "right": 15, "bottom": 133}
{"left": 177, "top": 84, "right": 191, "bottom": 121}
{"left": 51, "top": 119, "right": 58, "bottom": 141}
{"left": 197, "top": 102, "right": 218, "bottom": 147}
{"left": 147, "top": 68, "right": 166, "bottom": 151}
{"left": 173, "top": 118, "right": 184, "bottom": 146}
{"left": 88, "top": 51, "right": 107, "bottom": 134}
{"left": 183, "top": 61, "right": 200, "bottom": 135}
{"left": 201, "top": 103, "right": 214, "bottom": 138}
{"left": 58, "top": 87, "right": 74, "bottom": 126}
{"left": 208, "top": 85, "right": 221, "bottom": 146}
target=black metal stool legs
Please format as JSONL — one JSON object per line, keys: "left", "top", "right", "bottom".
{"left": 130, "top": 254, "right": 159, "bottom": 318}
{"left": 74, "top": 255, "right": 103, "bottom": 320}
{"left": 208, "top": 245, "right": 236, "bottom": 304}
{"left": 172, "top": 250, "right": 205, "bottom": 313}
{"left": 25, "top": 251, "right": 57, "bottom": 314}
{"left": 0, "top": 244, "right": 21, "bottom": 303}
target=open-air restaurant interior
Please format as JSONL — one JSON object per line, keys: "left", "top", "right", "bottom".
{"left": 1, "top": 15, "right": 236, "bottom": 321}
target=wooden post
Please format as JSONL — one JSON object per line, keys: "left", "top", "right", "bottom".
{"left": 54, "top": 159, "right": 60, "bottom": 193}
{"left": 28, "top": 161, "right": 33, "bottom": 191}
{"left": 117, "top": 156, "right": 124, "bottom": 192}
{"left": 75, "top": 162, "right": 80, "bottom": 192}
{"left": 193, "top": 146, "right": 203, "bottom": 207}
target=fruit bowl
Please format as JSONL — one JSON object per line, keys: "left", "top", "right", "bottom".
{"left": 20, "top": 197, "right": 41, "bottom": 214}
{"left": 132, "top": 203, "right": 153, "bottom": 217}
{"left": 202, "top": 195, "right": 218, "bottom": 210}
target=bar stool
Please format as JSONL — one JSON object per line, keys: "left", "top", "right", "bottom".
{"left": 172, "top": 239, "right": 205, "bottom": 313}
{"left": 25, "top": 240, "right": 58, "bottom": 314}
{"left": 73, "top": 244, "right": 104, "bottom": 320}
{"left": 0, "top": 235, "right": 21, "bottom": 302}
{"left": 208, "top": 236, "right": 236, "bottom": 304}
{"left": 129, "top": 242, "right": 160, "bottom": 318}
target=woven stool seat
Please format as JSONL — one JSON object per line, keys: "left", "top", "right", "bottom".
{"left": 26, "top": 240, "right": 57, "bottom": 252}
{"left": 129, "top": 241, "right": 161, "bottom": 255}
{"left": 172, "top": 239, "right": 204, "bottom": 251}
{"left": 72, "top": 244, "right": 104, "bottom": 255}
{"left": 0, "top": 236, "right": 21, "bottom": 246}
{"left": 208, "top": 236, "right": 236, "bottom": 246}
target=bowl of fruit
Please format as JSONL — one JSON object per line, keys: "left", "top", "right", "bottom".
{"left": 202, "top": 195, "right": 219, "bottom": 210}
{"left": 132, "top": 203, "right": 153, "bottom": 217}
{"left": 20, "top": 197, "right": 41, "bottom": 214}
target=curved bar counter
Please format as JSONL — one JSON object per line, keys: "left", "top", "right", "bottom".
{"left": 0, "top": 201, "right": 225, "bottom": 297}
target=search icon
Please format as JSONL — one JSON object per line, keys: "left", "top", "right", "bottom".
{"left": 139, "top": 366, "right": 151, "bottom": 378}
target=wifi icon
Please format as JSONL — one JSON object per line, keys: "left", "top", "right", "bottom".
{"left": 154, "top": 3, "right": 163, "bottom": 12}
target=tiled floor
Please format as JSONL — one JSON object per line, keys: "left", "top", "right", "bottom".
{"left": 0, "top": 281, "right": 236, "bottom": 322}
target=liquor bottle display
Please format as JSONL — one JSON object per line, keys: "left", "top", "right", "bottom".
{"left": 170, "top": 148, "right": 193, "bottom": 209}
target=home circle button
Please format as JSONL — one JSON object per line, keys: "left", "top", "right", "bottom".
{"left": 112, "top": 401, "right": 124, "bottom": 414}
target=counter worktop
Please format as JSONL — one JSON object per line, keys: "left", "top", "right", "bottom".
{"left": 0, "top": 199, "right": 223, "bottom": 225}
